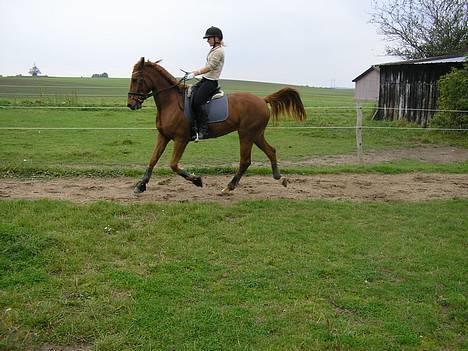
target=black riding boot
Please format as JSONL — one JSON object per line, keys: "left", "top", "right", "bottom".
{"left": 191, "top": 121, "right": 199, "bottom": 141}
{"left": 197, "top": 111, "right": 209, "bottom": 140}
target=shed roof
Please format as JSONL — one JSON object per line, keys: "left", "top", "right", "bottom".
{"left": 352, "top": 54, "right": 467, "bottom": 83}
{"left": 378, "top": 54, "right": 467, "bottom": 66}
{"left": 352, "top": 65, "right": 380, "bottom": 82}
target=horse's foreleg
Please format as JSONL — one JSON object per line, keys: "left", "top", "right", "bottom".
{"left": 170, "top": 139, "right": 203, "bottom": 187}
{"left": 222, "top": 138, "right": 253, "bottom": 193}
{"left": 134, "top": 132, "right": 169, "bottom": 193}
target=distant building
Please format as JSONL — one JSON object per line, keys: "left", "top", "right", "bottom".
{"left": 92, "top": 72, "right": 109, "bottom": 78}
{"left": 353, "top": 54, "right": 467, "bottom": 127}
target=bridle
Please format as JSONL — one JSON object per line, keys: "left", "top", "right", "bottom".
{"left": 127, "top": 60, "right": 187, "bottom": 104}
{"left": 127, "top": 60, "right": 153, "bottom": 103}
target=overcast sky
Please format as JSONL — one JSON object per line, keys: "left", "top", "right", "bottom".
{"left": 0, "top": 0, "right": 396, "bottom": 87}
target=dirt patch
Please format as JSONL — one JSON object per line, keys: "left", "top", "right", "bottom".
{"left": 279, "top": 146, "right": 468, "bottom": 167}
{"left": 1, "top": 173, "right": 467, "bottom": 203}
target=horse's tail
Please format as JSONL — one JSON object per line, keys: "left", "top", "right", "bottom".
{"left": 264, "top": 88, "right": 306, "bottom": 124}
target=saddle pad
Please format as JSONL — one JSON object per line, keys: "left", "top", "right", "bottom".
{"left": 184, "top": 93, "right": 229, "bottom": 124}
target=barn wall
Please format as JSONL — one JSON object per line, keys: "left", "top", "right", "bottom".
{"left": 354, "top": 69, "right": 379, "bottom": 101}
{"left": 377, "top": 63, "right": 463, "bottom": 127}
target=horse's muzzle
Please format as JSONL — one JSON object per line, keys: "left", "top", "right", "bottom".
{"left": 127, "top": 101, "right": 142, "bottom": 110}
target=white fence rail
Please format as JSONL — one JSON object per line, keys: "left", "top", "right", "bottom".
{"left": 1, "top": 88, "right": 466, "bottom": 162}
{"left": 1, "top": 105, "right": 467, "bottom": 113}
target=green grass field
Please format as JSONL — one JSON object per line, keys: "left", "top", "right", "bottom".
{"left": 1, "top": 199, "right": 467, "bottom": 350}
{"left": 1, "top": 108, "right": 466, "bottom": 171}
{"left": 1, "top": 76, "right": 467, "bottom": 177}
{"left": 1, "top": 76, "right": 467, "bottom": 350}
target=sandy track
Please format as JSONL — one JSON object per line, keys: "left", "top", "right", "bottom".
{"left": 2, "top": 146, "right": 467, "bottom": 203}
{"left": 1, "top": 173, "right": 467, "bottom": 203}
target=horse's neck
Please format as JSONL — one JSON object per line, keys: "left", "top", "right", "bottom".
{"left": 148, "top": 68, "right": 172, "bottom": 94}
{"left": 148, "top": 68, "right": 181, "bottom": 109}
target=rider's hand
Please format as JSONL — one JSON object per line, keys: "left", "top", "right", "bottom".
{"left": 185, "top": 72, "right": 195, "bottom": 80}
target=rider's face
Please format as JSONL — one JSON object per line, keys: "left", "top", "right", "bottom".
{"left": 207, "top": 37, "right": 215, "bottom": 46}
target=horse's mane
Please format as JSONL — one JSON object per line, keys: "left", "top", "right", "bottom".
{"left": 144, "top": 60, "right": 187, "bottom": 90}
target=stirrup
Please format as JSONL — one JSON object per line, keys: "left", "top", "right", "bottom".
{"left": 198, "top": 130, "right": 209, "bottom": 140}
{"left": 191, "top": 132, "right": 201, "bottom": 143}
{"left": 192, "top": 131, "right": 209, "bottom": 143}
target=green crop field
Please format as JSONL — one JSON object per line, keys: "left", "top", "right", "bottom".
{"left": 0, "top": 76, "right": 357, "bottom": 108}
{"left": 0, "top": 76, "right": 467, "bottom": 350}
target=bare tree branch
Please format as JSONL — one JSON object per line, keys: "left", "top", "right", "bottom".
{"left": 370, "top": 0, "right": 468, "bottom": 59}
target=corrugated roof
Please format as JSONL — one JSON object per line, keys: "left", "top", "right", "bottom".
{"left": 414, "top": 56, "right": 467, "bottom": 64}
{"left": 378, "top": 54, "right": 467, "bottom": 66}
{"left": 352, "top": 54, "right": 467, "bottom": 82}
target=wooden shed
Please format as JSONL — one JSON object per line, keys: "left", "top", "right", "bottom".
{"left": 353, "top": 54, "right": 467, "bottom": 127}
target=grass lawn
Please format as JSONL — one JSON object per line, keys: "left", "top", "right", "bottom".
{"left": 1, "top": 108, "right": 467, "bottom": 178}
{"left": 1, "top": 199, "right": 466, "bottom": 350}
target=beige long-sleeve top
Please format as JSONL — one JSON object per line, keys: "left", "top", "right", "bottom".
{"left": 202, "top": 46, "right": 224, "bottom": 80}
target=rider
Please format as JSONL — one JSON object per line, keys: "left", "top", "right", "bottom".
{"left": 185, "top": 26, "right": 225, "bottom": 140}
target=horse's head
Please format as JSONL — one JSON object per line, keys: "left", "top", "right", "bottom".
{"left": 127, "top": 57, "right": 152, "bottom": 110}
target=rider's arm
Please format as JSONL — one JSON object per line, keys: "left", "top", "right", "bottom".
{"left": 192, "top": 66, "right": 210, "bottom": 76}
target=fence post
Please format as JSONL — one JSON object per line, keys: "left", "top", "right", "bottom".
{"left": 355, "top": 102, "right": 364, "bottom": 163}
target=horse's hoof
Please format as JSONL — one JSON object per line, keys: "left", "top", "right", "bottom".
{"left": 280, "top": 177, "right": 289, "bottom": 187}
{"left": 192, "top": 176, "right": 203, "bottom": 187}
{"left": 134, "top": 181, "right": 146, "bottom": 193}
{"left": 220, "top": 187, "right": 232, "bottom": 196}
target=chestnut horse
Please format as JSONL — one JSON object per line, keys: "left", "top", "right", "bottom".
{"left": 127, "top": 57, "right": 306, "bottom": 194}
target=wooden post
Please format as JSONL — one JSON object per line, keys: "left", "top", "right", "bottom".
{"left": 355, "top": 102, "right": 363, "bottom": 163}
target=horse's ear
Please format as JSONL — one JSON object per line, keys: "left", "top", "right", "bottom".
{"left": 155, "top": 59, "right": 163, "bottom": 64}
{"left": 139, "top": 57, "right": 145, "bottom": 68}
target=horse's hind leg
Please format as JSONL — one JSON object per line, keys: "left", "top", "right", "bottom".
{"left": 222, "top": 137, "right": 254, "bottom": 193}
{"left": 135, "top": 131, "right": 169, "bottom": 193}
{"left": 254, "top": 133, "right": 281, "bottom": 180}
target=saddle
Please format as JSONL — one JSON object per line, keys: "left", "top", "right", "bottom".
{"left": 183, "top": 85, "right": 229, "bottom": 124}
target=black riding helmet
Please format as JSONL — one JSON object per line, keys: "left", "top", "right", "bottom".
{"left": 203, "top": 26, "right": 223, "bottom": 40}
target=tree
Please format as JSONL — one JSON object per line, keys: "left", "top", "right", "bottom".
{"left": 92, "top": 72, "right": 109, "bottom": 78}
{"left": 29, "top": 63, "right": 41, "bottom": 77}
{"left": 370, "top": 0, "right": 468, "bottom": 59}
{"left": 431, "top": 64, "right": 468, "bottom": 128}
